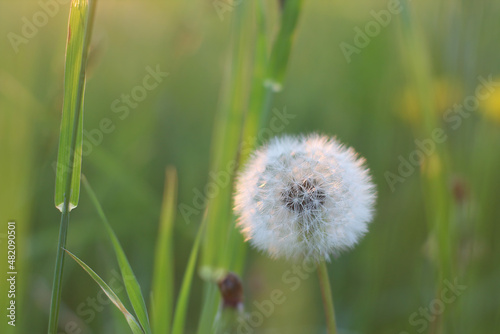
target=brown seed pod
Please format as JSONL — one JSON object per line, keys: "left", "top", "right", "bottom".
{"left": 218, "top": 272, "right": 244, "bottom": 310}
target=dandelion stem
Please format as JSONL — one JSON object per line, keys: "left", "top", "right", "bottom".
{"left": 317, "top": 260, "right": 337, "bottom": 334}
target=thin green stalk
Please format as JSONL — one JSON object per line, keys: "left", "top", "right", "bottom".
{"left": 200, "top": 0, "right": 305, "bottom": 330}
{"left": 255, "top": 0, "right": 303, "bottom": 134}
{"left": 171, "top": 213, "right": 207, "bottom": 334}
{"left": 196, "top": 282, "right": 219, "bottom": 334}
{"left": 203, "top": 0, "right": 252, "bottom": 270}
{"left": 256, "top": 84, "right": 276, "bottom": 138}
{"left": 48, "top": 1, "right": 96, "bottom": 333}
{"left": 197, "top": 1, "right": 251, "bottom": 327}
{"left": 48, "top": 205, "right": 70, "bottom": 334}
{"left": 266, "top": 0, "right": 304, "bottom": 87}
{"left": 239, "top": 0, "right": 268, "bottom": 149}
{"left": 48, "top": 54, "right": 84, "bottom": 334}
{"left": 150, "top": 167, "right": 177, "bottom": 334}
{"left": 317, "top": 261, "right": 337, "bottom": 334}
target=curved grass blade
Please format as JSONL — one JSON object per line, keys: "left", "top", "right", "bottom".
{"left": 171, "top": 213, "right": 207, "bottom": 334}
{"left": 150, "top": 167, "right": 177, "bottom": 334}
{"left": 82, "top": 176, "right": 152, "bottom": 334}
{"left": 64, "top": 250, "right": 144, "bottom": 334}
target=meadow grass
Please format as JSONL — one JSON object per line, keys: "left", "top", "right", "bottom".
{"left": 1, "top": 0, "right": 499, "bottom": 333}
{"left": 52, "top": 0, "right": 312, "bottom": 332}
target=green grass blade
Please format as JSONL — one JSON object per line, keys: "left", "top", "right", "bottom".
{"left": 266, "top": 0, "right": 304, "bottom": 90}
{"left": 198, "top": 3, "right": 252, "bottom": 328}
{"left": 150, "top": 167, "right": 177, "bottom": 334}
{"left": 203, "top": 0, "right": 256, "bottom": 269}
{"left": 200, "top": 0, "right": 306, "bottom": 330}
{"left": 241, "top": 0, "right": 269, "bottom": 150}
{"left": 196, "top": 282, "right": 219, "bottom": 334}
{"left": 82, "top": 176, "right": 152, "bottom": 334}
{"left": 171, "top": 214, "right": 207, "bottom": 334}
{"left": 54, "top": 0, "right": 96, "bottom": 211}
{"left": 48, "top": 1, "right": 96, "bottom": 333}
{"left": 64, "top": 250, "right": 144, "bottom": 334}
{"left": 255, "top": 0, "right": 304, "bottom": 130}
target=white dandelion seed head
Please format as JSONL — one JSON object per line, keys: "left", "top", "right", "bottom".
{"left": 234, "top": 133, "right": 376, "bottom": 262}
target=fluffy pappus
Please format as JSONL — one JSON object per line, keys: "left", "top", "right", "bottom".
{"left": 234, "top": 134, "right": 376, "bottom": 262}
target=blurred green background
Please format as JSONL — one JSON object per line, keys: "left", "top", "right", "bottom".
{"left": 1, "top": 0, "right": 499, "bottom": 333}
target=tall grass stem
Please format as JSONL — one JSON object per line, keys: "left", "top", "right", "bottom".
{"left": 48, "top": 1, "right": 96, "bottom": 332}
{"left": 47, "top": 206, "right": 70, "bottom": 334}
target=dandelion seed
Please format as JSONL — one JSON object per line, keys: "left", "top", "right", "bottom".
{"left": 234, "top": 133, "right": 376, "bottom": 262}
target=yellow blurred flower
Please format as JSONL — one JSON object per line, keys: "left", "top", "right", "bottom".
{"left": 397, "top": 78, "right": 463, "bottom": 125}
{"left": 479, "top": 84, "right": 500, "bottom": 124}
{"left": 421, "top": 152, "right": 442, "bottom": 179}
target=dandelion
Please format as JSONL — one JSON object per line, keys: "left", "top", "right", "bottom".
{"left": 234, "top": 133, "right": 376, "bottom": 262}
{"left": 234, "top": 133, "right": 376, "bottom": 333}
